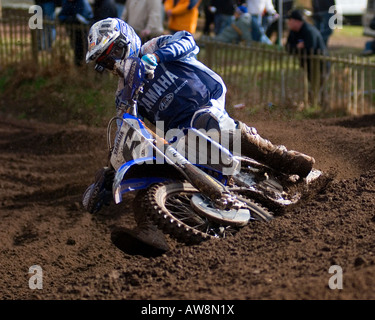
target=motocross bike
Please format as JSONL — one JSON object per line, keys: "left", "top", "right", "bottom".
{"left": 92, "top": 57, "right": 323, "bottom": 245}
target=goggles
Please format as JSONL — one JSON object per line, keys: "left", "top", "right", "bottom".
{"left": 95, "top": 35, "right": 129, "bottom": 73}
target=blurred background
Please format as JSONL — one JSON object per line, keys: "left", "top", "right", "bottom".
{"left": 1, "top": 0, "right": 375, "bottom": 126}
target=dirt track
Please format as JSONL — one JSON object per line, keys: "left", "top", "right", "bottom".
{"left": 1, "top": 113, "right": 375, "bottom": 300}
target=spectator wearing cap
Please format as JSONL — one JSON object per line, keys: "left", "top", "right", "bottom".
{"left": 286, "top": 9, "right": 330, "bottom": 100}
{"left": 214, "top": 6, "right": 252, "bottom": 45}
{"left": 286, "top": 10, "right": 327, "bottom": 55}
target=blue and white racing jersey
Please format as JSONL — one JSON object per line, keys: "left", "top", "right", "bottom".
{"left": 116, "top": 31, "right": 227, "bottom": 131}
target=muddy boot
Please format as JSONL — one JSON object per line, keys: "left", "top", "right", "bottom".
{"left": 237, "top": 122, "right": 315, "bottom": 178}
{"left": 111, "top": 192, "right": 170, "bottom": 256}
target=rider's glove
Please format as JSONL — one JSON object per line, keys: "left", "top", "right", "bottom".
{"left": 141, "top": 54, "right": 158, "bottom": 79}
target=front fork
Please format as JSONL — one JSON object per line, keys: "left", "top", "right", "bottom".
{"left": 109, "top": 114, "right": 245, "bottom": 210}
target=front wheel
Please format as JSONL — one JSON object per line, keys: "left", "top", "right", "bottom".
{"left": 145, "top": 182, "right": 272, "bottom": 244}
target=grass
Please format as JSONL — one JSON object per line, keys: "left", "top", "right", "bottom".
{"left": 0, "top": 62, "right": 118, "bottom": 126}
{"left": 1, "top": 53, "right": 368, "bottom": 126}
{"left": 334, "top": 25, "right": 366, "bottom": 37}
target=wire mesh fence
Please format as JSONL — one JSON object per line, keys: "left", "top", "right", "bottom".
{"left": 197, "top": 37, "right": 375, "bottom": 115}
{"left": 1, "top": 14, "right": 375, "bottom": 115}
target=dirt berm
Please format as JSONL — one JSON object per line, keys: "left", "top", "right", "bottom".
{"left": 1, "top": 113, "right": 374, "bottom": 300}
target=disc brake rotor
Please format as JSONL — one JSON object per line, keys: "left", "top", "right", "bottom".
{"left": 190, "top": 194, "right": 251, "bottom": 227}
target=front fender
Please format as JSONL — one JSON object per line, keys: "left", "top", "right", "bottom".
{"left": 113, "top": 157, "right": 183, "bottom": 204}
{"left": 114, "top": 156, "right": 154, "bottom": 203}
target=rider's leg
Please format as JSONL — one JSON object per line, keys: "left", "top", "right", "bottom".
{"left": 190, "top": 105, "right": 315, "bottom": 178}
{"left": 236, "top": 121, "right": 315, "bottom": 178}
{"left": 131, "top": 199, "right": 170, "bottom": 252}
{"left": 83, "top": 168, "right": 170, "bottom": 254}
{"left": 110, "top": 192, "right": 170, "bottom": 256}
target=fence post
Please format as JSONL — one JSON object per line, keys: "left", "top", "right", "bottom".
{"left": 348, "top": 54, "right": 353, "bottom": 114}
{"left": 360, "top": 60, "right": 365, "bottom": 114}
{"left": 301, "top": 50, "right": 309, "bottom": 107}
{"left": 311, "top": 52, "right": 321, "bottom": 107}
{"left": 369, "top": 57, "right": 374, "bottom": 111}
{"left": 329, "top": 57, "right": 335, "bottom": 110}
{"left": 206, "top": 40, "right": 213, "bottom": 69}
{"left": 353, "top": 56, "right": 358, "bottom": 115}
{"left": 30, "top": 28, "right": 39, "bottom": 65}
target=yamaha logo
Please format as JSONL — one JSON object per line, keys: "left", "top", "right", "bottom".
{"left": 159, "top": 93, "right": 174, "bottom": 111}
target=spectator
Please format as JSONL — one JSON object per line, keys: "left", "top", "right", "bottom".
{"left": 261, "top": 0, "right": 279, "bottom": 32}
{"left": 311, "top": 0, "right": 335, "bottom": 46}
{"left": 201, "top": 0, "right": 215, "bottom": 36}
{"left": 164, "top": 0, "right": 202, "bottom": 34}
{"left": 361, "top": 40, "right": 375, "bottom": 56}
{"left": 265, "top": 0, "right": 294, "bottom": 43}
{"left": 361, "top": 16, "right": 375, "bottom": 56}
{"left": 34, "top": 0, "right": 60, "bottom": 50}
{"left": 115, "top": 0, "right": 126, "bottom": 18}
{"left": 286, "top": 8, "right": 329, "bottom": 96}
{"left": 58, "top": 0, "right": 94, "bottom": 66}
{"left": 246, "top": 0, "right": 276, "bottom": 44}
{"left": 214, "top": 5, "right": 252, "bottom": 45}
{"left": 121, "top": 0, "right": 164, "bottom": 43}
{"left": 210, "top": 0, "right": 236, "bottom": 35}
{"left": 93, "top": 0, "right": 117, "bottom": 23}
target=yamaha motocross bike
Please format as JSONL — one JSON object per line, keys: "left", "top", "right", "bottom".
{"left": 89, "top": 57, "right": 323, "bottom": 245}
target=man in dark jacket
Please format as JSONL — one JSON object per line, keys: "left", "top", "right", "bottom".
{"left": 311, "top": 0, "right": 335, "bottom": 45}
{"left": 286, "top": 9, "right": 328, "bottom": 83}
{"left": 58, "top": 0, "right": 94, "bottom": 66}
{"left": 34, "top": 0, "right": 60, "bottom": 50}
{"left": 93, "top": 0, "right": 118, "bottom": 22}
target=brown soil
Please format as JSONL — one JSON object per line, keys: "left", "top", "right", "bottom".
{"left": 1, "top": 113, "right": 375, "bottom": 301}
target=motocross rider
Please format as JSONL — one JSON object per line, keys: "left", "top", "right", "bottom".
{"left": 82, "top": 18, "right": 315, "bottom": 254}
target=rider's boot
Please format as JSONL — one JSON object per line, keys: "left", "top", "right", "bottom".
{"left": 82, "top": 166, "right": 115, "bottom": 214}
{"left": 111, "top": 192, "right": 170, "bottom": 256}
{"left": 133, "top": 206, "right": 170, "bottom": 251}
{"left": 237, "top": 121, "right": 315, "bottom": 178}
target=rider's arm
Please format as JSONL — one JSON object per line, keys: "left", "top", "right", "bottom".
{"left": 141, "top": 31, "right": 199, "bottom": 64}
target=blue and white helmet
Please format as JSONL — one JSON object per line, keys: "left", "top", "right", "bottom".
{"left": 86, "top": 18, "right": 141, "bottom": 71}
